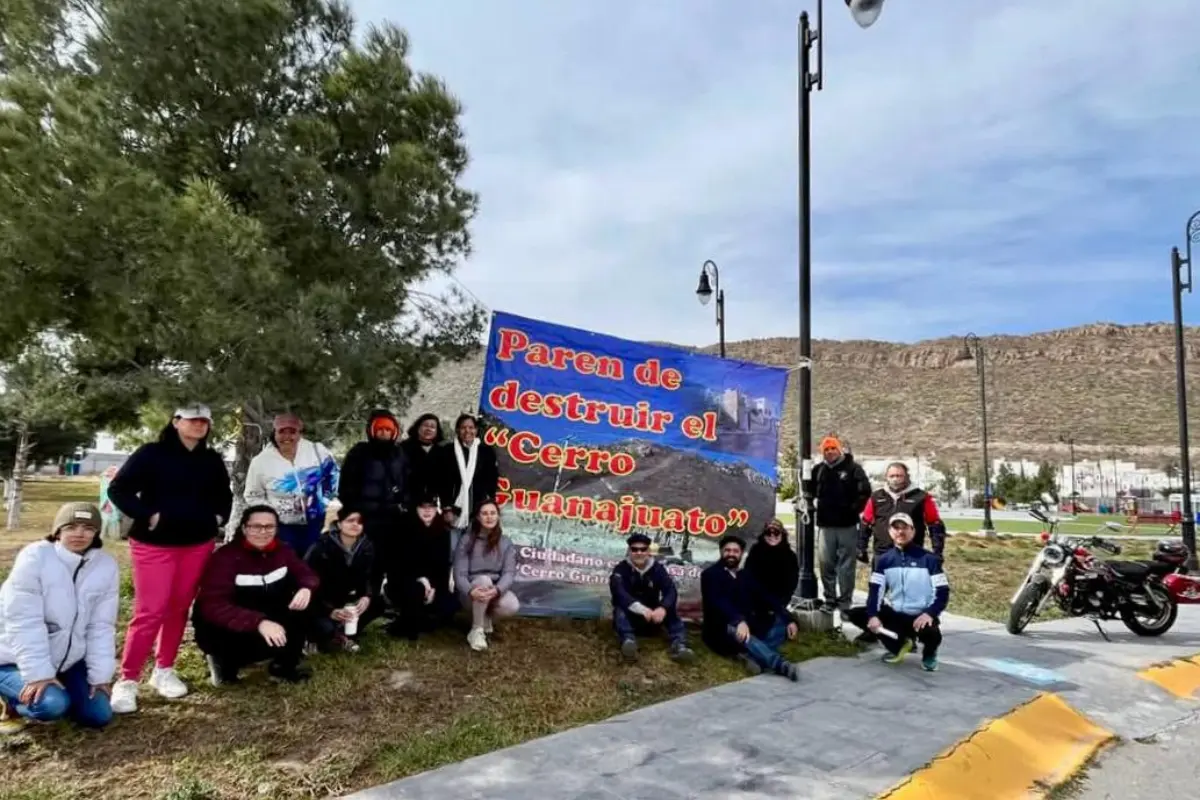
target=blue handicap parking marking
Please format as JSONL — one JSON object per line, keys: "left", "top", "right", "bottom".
{"left": 977, "top": 657, "right": 1068, "bottom": 686}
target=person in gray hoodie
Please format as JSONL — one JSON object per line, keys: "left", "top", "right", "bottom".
{"left": 453, "top": 499, "right": 519, "bottom": 652}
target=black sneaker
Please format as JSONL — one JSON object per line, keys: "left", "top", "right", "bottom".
{"left": 668, "top": 642, "right": 696, "bottom": 664}
{"left": 268, "top": 662, "right": 312, "bottom": 683}
{"left": 775, "top": 661, "right": 800, "bottom": 682}
{"left": 206, "top": 655, "right": 241, "bottom": 687}
{"left": 620, "top": 638, "right": 639, "bottom": 663}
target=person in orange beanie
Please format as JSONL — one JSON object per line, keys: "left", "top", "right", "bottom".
{"left": 811, "top": 435, "right": 872, "bottom": 614}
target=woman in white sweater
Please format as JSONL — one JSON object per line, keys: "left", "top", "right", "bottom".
{"left": 0, "top": 503, "right": 120, "bottom": 733}
{"left": 243, "top": 412, "right": 340, "bottom": 555}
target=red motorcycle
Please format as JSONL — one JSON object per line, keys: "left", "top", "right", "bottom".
{"left": 1008, "top": 500, "right": 1198, "bottom": 639}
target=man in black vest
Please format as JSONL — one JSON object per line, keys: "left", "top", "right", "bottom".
{"left": 812, "top": 435, "right": 872, "bottom": 613}
{"left": 857, "top": 462, "right": 946, "bottom": 565}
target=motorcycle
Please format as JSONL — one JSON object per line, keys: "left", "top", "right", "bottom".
{"left": 1007, "top": 495, "right": 1193, "bottom": 639}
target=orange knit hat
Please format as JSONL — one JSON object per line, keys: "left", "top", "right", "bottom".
{"left": 819, "top": 436, "right": 842, "bottom": 453}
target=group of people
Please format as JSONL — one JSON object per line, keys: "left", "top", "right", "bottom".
{"left": 0, "top": 403, "right": 511, "bottom": 731}
{"left": 0, "top": 412, "right": 952, "bottom": 734}
{"left": 811, "top": 435, "right": 950, "bottom": 670}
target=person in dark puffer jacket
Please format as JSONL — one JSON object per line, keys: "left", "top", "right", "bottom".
{"left": 304, "top": 505, "right": 381, "bottom": 654}
{"left": 338, "top": 410, "right": 409, "bottom": 597}
{"left": 744, "top": 519, "right": 800, "bottom": 610}
{"left": 193, "top": 505, "right": 319, "bottom": 686}
{"left": 608, "top": 533, "right": 695, "bottom": 664}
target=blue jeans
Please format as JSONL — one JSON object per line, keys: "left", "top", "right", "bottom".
{"left": 0, "top": 660, "right": 113, "bottom": 728}
{"left": 728, "top": 618, "right": 788, "bottom": 672}
{"left": 613, "top": 606, "right": 687, "bottom": 647}
{"left": 278, "top": 520, "right": 324, "bottom": 557}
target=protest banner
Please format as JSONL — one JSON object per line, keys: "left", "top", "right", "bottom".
{"left": 477, "top": 311, "right": 789, "bottom": 619}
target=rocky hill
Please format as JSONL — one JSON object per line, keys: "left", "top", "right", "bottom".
{"left": 404, "top": 322, "right": 1200, "bottom": 467}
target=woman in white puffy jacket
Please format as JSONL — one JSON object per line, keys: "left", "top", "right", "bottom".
{"left": 0, "top": 502, "right": 120, "bottom": 733}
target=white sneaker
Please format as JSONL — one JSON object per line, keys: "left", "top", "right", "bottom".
{"left": 149, "top": 667, "right": 189, "bottom": 699}
{"left": 110, "top": 679, "right": 139, "bottom": 714}
{"left": 467, "top": 627, "right": 488, "bottom": 652}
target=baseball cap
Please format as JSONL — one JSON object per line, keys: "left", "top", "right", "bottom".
{"left": 888, "top": 512, "right": 914, "bottom": 528}
{"left": 174, "top": 403, "right": 213, "bottom": 422}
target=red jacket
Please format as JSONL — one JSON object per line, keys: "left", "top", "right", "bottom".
{"left": 195, "top": 537, "right": 319, "bottom": 633}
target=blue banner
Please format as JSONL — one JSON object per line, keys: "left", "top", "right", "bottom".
{"left": 478, "top": 311, "right": 789, "bottom": 619}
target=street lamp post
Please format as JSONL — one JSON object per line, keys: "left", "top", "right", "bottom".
{"left": 794, "top": 0, "right": 889, "bottom": 606}
{"left": 1171, "top": 210, "right": 1200, "bottom": 570}
{"left": 1060, "top": 435, "right": 1076, "bottom": 511}
{"left": 696, "top": 260, "right": 725, "bottom": 358}
{"left": 960, "top": 333, "right": 995, "bottom": 535}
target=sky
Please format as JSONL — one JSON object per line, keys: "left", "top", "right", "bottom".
{"left": 354, "top": 0, "right": 1200, "bottom": 345}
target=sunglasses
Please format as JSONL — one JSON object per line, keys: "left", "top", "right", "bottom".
{"left": 765, "top": 528, "right": 784, "bottom": 536}
{"left": 629, "top": 546, "right": 649, "bottom": 553}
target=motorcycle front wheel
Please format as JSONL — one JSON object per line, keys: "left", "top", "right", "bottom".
{"left": 1120, "top": 591, "right": 1178, "bottom": 637}
{"left": 1007, "top": 576, "right": 1050, "bottom": 635}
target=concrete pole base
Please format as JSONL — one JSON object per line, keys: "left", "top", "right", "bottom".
{"left": 975, "top": 528, "right": 998, "bottom": 539}
{"left": 791, "top": 606, "right": 835, "bottom": 633}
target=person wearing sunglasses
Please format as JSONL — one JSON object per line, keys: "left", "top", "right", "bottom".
{"left": 608, "top": 533, "right": 695, "bottom": 664}
{"left": 744, "top": 519, "right": 800, "bottom": 612}
{"left": 844, "top": 512, "right": 949, "bottom": 672}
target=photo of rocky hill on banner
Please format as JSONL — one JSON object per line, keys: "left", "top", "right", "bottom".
{"left": 477, "top": 310, "right": 789, "bottom": 619}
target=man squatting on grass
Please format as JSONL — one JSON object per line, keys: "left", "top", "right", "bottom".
{"left": 609, "top": 532, "right": 696, "bottom": 664}
{"left": 845, "top": 512, "right": 949, "bottom": 672}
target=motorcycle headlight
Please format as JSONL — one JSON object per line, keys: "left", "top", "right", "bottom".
{"left": 1042, "top": 543, "right": 1067, "bottom": 568}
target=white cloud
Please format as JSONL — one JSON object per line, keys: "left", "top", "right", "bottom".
{"left": 355, "top": 0, "right": 1200, "bottom": 344}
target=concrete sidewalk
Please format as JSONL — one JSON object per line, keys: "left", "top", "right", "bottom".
{"left": 346, "top": 609, "right": 1200, "bottom": 800}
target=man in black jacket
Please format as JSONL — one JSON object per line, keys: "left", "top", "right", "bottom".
{"left": 337, "top": 410, "right": 409, "bottom": 597}
{"left": 812, "top": 435, "right": 872, "bottom": 613}
{"left": 609, "top": 533, "right": 695, "bottom": 664}
{"left": 701, "top": 535, "right": 800, "bottom": 681}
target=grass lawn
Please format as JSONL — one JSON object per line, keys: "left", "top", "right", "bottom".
{"left": 1, "top": 479, "right": 857, "bottom": 800}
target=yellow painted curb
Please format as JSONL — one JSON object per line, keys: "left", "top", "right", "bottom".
{"left": 877, "top": 692, "right": 1114, "bottom": 800}
{"left": 1138, "top": 655, "right": 1200, "bottom": 698}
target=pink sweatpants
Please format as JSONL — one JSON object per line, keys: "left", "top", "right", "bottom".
{"left": 120, "top": 539, "right": 214, "bottom": 681}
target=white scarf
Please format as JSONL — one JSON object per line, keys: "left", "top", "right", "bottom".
{"left": 453, "top": 438, "right": 479, "bottom": 517}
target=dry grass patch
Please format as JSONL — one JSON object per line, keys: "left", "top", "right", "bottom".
{"left": 2, "top": 479, "right": 856, "bottom": 800}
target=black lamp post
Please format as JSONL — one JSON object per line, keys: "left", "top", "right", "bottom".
{"left": 794, "top": 0, "right": 889, "bottom": 605}
{"left": 696, "top": 260, "right": 725, "bottom": 358}
{"left": 1171, "top": 210, "right": 1200, "bottom": 569}
{"left": 1059, "top": 435, "right": 1076, "bottom": 511}
{"left": 959, "top": 333, "right": 995, "bottom": 534}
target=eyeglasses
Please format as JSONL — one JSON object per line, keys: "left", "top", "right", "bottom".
{"left": 245, "top": 524, "right": 277, "bottom": 533}
{"left": 629, "top": 546, "right": 649, "bottom": 553}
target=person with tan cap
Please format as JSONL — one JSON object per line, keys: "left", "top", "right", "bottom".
{"left": 811, "top": 434, "right": 871, "bottom": 614}
{"left": 106, "top": 403, "right": 233, "bottom": 714}
{"left": 0, "top": 503, "right": 119, "bottom": 733}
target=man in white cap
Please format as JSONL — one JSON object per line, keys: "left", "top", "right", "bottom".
{"left": 843, "top": 512, "right": 949, "bottom": 672}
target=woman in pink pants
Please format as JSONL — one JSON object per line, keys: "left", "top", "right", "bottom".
{"left": 106, "top": 404, "right": 233, "bottom": 713}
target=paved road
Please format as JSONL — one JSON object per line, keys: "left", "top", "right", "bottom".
{"left": 1075, "top": 711, "right": 1200, "bottom": 798}
{"left": 346, "top": 609, "right": 1200, "bottom": 799}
